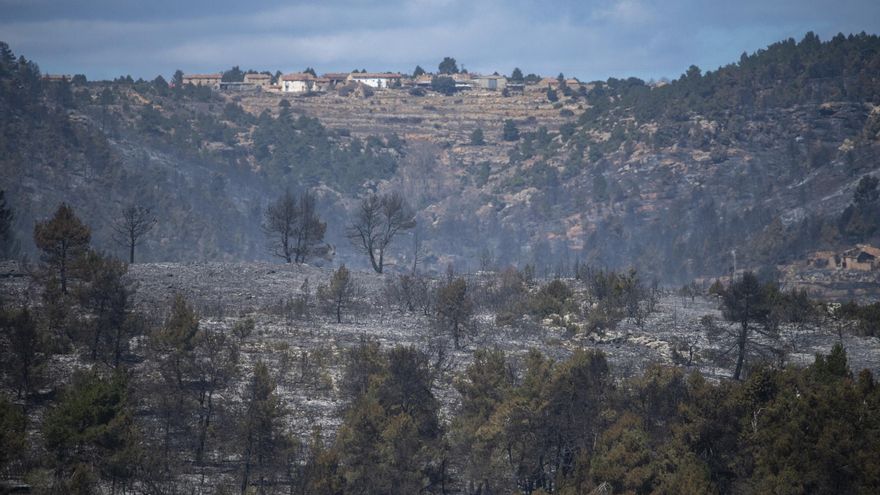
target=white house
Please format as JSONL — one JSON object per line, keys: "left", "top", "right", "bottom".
{"left": 280, "top": 73, "right": 315, "bottom": 93}
{"left": 346, "top": 72, "right": 402, "bottom": 89}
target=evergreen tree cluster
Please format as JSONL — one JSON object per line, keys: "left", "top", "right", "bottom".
{"left": 582, "top": 32, "right": 880, "bottom": 124}
{"left": 292, "top": 343, "right": 880, "bottom": 494}
{"left": 252, "top": 110, "right": 401, "bottom": 191}
{"left": 0, "top": 41, "right": 405, "bottom": 263}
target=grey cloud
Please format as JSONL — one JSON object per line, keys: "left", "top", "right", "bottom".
{"left": 1, "top": 0, "right": 877, "bottom": 81}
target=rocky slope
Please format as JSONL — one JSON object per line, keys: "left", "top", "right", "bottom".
{"left": 2, "top": 34, "right": 879, "bottom": 286}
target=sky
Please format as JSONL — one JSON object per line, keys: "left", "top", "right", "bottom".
{"left": 1, "top": 0, "right": 879, "bottom": 82}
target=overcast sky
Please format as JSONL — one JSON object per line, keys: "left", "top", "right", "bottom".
{"left": 2, "top": 0, "right": 878, "bottom": 81}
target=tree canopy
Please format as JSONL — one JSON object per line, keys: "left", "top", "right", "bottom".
{"left": 438, "top": 57, "right": 459, "bottom": 74}
{"left": 33, "top": 203, "right": 91, "bottom": 293}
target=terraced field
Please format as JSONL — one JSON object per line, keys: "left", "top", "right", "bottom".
{"left": 236, "top": 87, "right": 580, "bottom": 162}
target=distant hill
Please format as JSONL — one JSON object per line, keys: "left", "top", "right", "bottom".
{"left": 489, "top": 31, "right": 880, "bottom": 281}
{"left": 1, "top": 32, "right": 878, "bottom": 283}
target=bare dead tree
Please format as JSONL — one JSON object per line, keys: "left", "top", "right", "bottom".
{"left": 191, "top": 329, "right": 239, "bottom": 465}
{"left": 263, "top": 190, "right": 298, "bottom": 263}
{"left": 347, "top": 195, "right": 382, "bottom": 271}
{"left": 291, "top": 191, "right": 328, "bottom": 264}
{"left": 411, "top": 225, "right": 424, "bottom": 275}
{"left": 111, "top": 204, "right": 156, "bottom": 263}
{"left": 264, "top": 190, "right": 328, "bottom": 264}
{"left": 347, "top": 192, "right": 416, "bottom": 273}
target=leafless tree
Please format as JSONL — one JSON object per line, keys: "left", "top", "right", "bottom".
{"left": 263, "top": 190, "right": 297, "bottom": 263}
{"left": 191, "top": 329, "right": 239, "bottom": 465}
{"left": 347, "top": 192, "right": 416, "bottom": 273}
{"left": 111, "top": 204, "right": 156, "bottom": 263}
{"left": 410, "top": 226, "right": 425, "bottom": 275}
{"left": 384, "top": 273, "right": 431, "bottom": 314}
{"left": 263, "top": 190, "right": 328, "bottom": 264}
{"left": 348, "top": 194, "right": 382, "bottom": 271}
{"left": 292, "top": 191, "right": 328, "bottom": 263}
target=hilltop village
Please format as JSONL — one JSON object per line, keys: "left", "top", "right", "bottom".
{"left": 177, "top": 67, "right": 587, "bottom": 95}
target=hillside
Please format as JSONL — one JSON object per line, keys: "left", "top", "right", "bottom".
{"left": 1, "top": 33, "right": 880, "bottom": 286}
{"left": 3, "top": 29, "right": 880, "bottom": 490}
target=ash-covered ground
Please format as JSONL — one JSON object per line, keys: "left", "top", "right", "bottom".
{"left": 3, "top": 260, "right": 879, "bottom": 441}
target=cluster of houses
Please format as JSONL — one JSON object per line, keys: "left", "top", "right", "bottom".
{"left": 808, "top": 244, "right": 880, "bottom": 272}
{"left": 40, "top": 70, "right": 585, "bottom": 97}
{"left": 180, "top": 70, "right": 583, "bottom": 95}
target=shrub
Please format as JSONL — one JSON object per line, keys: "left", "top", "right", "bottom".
{"left": 502, "top": 120, "right": 520, "bottom": 141}
{"left": 431, "top": 76, "right": 456, "bottom": 96}
{"left": 470, "top": 128, "right": 485, "bottom": 146}
{"left": 233, "top": 317, "right": 255, "bottom": 342}
{"left": 528, "top": 279, "right": 575, "bottom": 318}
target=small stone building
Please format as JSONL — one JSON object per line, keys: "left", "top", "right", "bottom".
{"left": 474, "top": 74, "right": 508, "bottom": 91}
{"left": 808, "top": 245, "right": 880, "bottom": 271}
{"left": 243, "top": 73, "right": 272, "bottom": 88}
{"left": 322, "top": 73, "right": 350, "bottom": 89}
{"left": 280, "top": 73, "right": 315, "bottom": 93}
{"left": 842, "top": 245, "right": 880, "bottom": 271}
{"left": 312, "top": 77, "right": 333, "bottom": 92}
{"left": 182, "top": 73, "right": 221, "bottom": 87}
